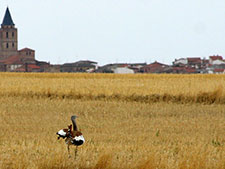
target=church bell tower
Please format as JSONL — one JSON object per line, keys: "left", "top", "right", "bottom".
{"left": 0, "top": 7, "right": 18, "bottom": 60}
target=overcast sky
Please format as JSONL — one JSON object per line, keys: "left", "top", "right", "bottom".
{"left": 1, "top": 0, "right": 225, "bottom": 65}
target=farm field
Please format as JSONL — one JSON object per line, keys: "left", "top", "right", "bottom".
{"left": 0, "top": 73, "right": 224, "bottom": 169}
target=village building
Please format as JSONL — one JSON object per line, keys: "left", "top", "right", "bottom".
{"left": 172, "top": 57, "right": 203, "bottom": 73}
{"left": 46, "top": 65, "right": 61, "bottom": 73}
{"left": 201, "top": 58, "right": 209, "bottom": 68}
{"left": 113, "top": 67, "right": 134, "bottom": 74}
{"left": 186, "top": 57, "right": 202, "bottom": 68}
{"left": 95, "top": 64, "right": 116, "bottom": 73}
{"left": 128, "top": 63, "right": 147, "bottom": 73}
{"left": 172, "top": 56, "right": 225, "bottom": 74}
{"left": 173, "top": 57, "right": 202, "bottom": 68}
{"left": 96, "top": 63, "right": 146, "bottom": 73}
{"left": 209, "top": 55, "right": 225, "bottom": 65}
{"left": 140, "top": 61, "right": 171, "bottom": 73}
{"left": 60, "top": 60, "right": 98, "bottom": 73}
{"left": 173, "top": 58, "right": 188, "bottom": 66}
{"left": 0, "top": 7, "right": 49, "bottom": 72}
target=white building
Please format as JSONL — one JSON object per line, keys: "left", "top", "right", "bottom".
{"left": 211, "top": 59, "right": 225, "bottom": 65}
{"left": 113, "top": 67, "right": 134, "bottom": 74}
{"left": 173, "top": 58, "right": 188, "bottom": 65}
{"left": 209, "top": 56, "right": 224, "bottom": 65}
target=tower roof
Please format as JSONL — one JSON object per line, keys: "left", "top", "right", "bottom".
{"left": 1, "top": 7, "right": 15, "bottom": 26}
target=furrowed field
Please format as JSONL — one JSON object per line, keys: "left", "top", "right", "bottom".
{"left": 0, "top": 73, "right": 224, "bottom": 169}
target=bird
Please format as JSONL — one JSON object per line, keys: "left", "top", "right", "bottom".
{"left": 56, "top": 115, "right": 85, "bottom": 158}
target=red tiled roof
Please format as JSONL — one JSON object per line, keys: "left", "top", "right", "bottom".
{"left": 0, "top": 55, "right": 23, "bottom": 65}
{"left": 28, "top": 64, "right": 40, "bottom": 69}
{"left": 144, "top": 61, "right": 169, "bottom": 68}
{"left": 187, "top": 57, "right": 201, "bottom": 63}
{"left": 141, "top": 62, "right": 170, "bottom": 73}
{"left": 214, "top": 68, "right": 225, "bottom": 73}
{"left": 209, "top": 55, "right": 223, "bottom": 61}
{"left": 187, "top": 57, "right": 201, "bottom": 60}
{"left": 14, "top": 64, "right": 41, "bottom": 72}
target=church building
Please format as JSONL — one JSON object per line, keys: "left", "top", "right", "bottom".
{"left": 0, "top": 7, "right": 46, "bottom": 72}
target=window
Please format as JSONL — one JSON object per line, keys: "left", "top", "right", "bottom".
{"left": 6, "top": 43, "right": 9, "bottom": 48}
{"left": 12, "top": 43, "right": 14, "bottom": 48}
{"left": 6, "top": 32, "right": 8, "bottom": 38}
{"left": 12, "top": 32, "right": 14, "bottom": 37}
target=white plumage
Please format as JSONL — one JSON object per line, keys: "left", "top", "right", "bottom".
{"left": 74, "top": 135, "right": 85, "bottom": 142}
{"left": 57, "top": 129, "right": 67, "bottom": 137}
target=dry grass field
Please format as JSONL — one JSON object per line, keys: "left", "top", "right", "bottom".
{"left": 0, "top": 73, "right": 224, "bottom": 169}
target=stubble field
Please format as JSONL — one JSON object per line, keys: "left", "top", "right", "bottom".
{"left": 0, "top": 73, "right": 224, "bottom": 169}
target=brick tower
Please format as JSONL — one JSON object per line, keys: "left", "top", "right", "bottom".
{"left": 0, "top": 7, "right": 18, "bottom": 60}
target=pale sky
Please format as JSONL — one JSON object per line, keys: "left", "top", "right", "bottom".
{"left": 1, "top": 0, "right": 225, "bottom": 65}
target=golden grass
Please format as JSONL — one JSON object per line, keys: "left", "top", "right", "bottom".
{"left": 0, "top": 73, "right": 224, "bottom": 104}
{"left": 0, "top": 73, "right": 224, "bottom": 169}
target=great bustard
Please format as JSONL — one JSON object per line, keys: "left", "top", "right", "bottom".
{"left": 56, "top": 115, "right": 85, "bottom": 158}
